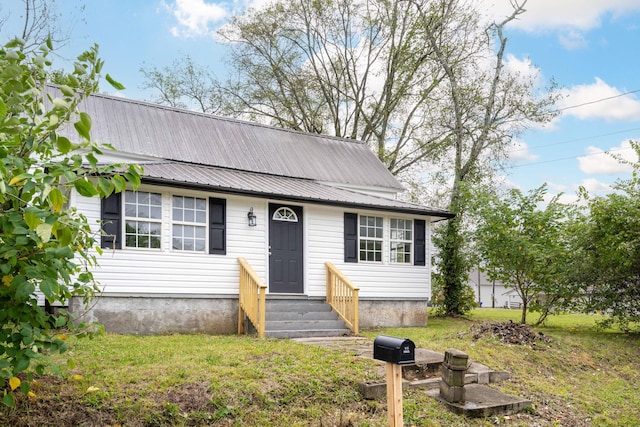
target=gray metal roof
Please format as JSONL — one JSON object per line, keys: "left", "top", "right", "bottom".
{"left": 139, "top": 161, "right": 453, "bottom": 218}
{"left": 72, "top": 90, "right": 404, "bottom": 191}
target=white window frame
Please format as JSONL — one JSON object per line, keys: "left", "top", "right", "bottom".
{"left": 390, "top": 218, "right": 413, "bottom": 264}
{"left": 171, "top": 195, "right": 208, "bottom": 252}
{"left": 124, "top": 190, "right": 163, "bottom": 250}
{"left": 359, "top": 215, "right": 383, "bottom": 262}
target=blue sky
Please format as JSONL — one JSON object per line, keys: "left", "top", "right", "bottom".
{"left": 2, "top": 0, "right": 639, "bottom": 203}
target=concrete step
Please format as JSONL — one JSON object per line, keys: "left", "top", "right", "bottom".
{"left": 265, "top": 328, "right": 351, "bottom": 339}
{"left": 262, "top": 297, "right": 350, "bottom": 338}
{"left": 266, "top": 319, "right": 347, "bottom": 331}
{"left": 266, "top": 301, "right": 332, "bottom": 313}
{"left": 266, "top": 310, "right": 339, "bottom": 321}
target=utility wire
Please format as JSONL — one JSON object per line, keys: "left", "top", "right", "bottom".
{"left": 509, "top": 127, "right": 640, "bottom": 153}
{"left": 557, "top": 88, "right": 640, "bottom": 111}
{"left": 508, "top": 145, "right": 634, "bottom": 169}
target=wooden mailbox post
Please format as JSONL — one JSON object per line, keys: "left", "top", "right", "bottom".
{"left": 373, "top": 335, "right": 416, "bottom": 427}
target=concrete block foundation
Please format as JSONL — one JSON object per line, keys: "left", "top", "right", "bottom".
{"left": 70, "top": 295, "right": 429, "bottom": 335}
{"left": 69, "top": 295, "right": 238, "bottom": 335}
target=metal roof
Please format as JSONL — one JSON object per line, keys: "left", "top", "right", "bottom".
{"left": 71, "top": 90, "right": 404, "bottom": 191}
{"left": 140, "top": 161, "right": 453, "bottom": 218}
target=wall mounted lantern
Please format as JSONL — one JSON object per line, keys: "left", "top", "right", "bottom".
{"left": 247, "top": 207, "right": 257, "bottom": 227}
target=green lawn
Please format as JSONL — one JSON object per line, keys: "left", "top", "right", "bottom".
{"left": 3, "top": 309, "right": 639, "bottom": 426}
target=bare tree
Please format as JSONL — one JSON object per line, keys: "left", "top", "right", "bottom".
{"left": 140, "top": 56, "right": 224, "bottom": 114}
{"left": 0, "top": 0, "right": 83, "bottom": 54}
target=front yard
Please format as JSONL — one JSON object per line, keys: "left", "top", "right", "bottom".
{"left": 2, "top": 310, "right": 639, "bottom": 426}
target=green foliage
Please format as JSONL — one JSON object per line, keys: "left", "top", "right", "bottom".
{"left": 470, "top": 184, "right": 575, "bottom": 324}
{"left": 568, "top": 142, "right": 640, "bottom": 332}
{"left": 0, "top": 37, "right": 141, "bottom": 405}
{"left": 431, "top": 217, "right": 475, "bottom": 316}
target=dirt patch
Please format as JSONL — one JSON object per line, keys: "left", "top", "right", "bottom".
{"left": 465, "top": 321, "right": 552, "bottom": 346}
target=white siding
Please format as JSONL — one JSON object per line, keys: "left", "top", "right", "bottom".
{"left": 81, "top": 185, "right": 268, "bottom": 296}
{"left": 78, "top": 186, "right": 432, "bottom": 300}
{"left": 306, "top": 205, "right": 432, "bottom": 299}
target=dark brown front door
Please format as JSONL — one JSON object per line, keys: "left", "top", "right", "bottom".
{"left": 269, "top": 204, "right": 304, "bottom": 293}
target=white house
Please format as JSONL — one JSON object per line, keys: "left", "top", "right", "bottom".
{"left": 467, "top": 269, "right": 523, "bottom": 309}
{"left": 62, "top": 89, "right": 453, "bottom": 336}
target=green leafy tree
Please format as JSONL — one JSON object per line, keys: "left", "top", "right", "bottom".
{"left": 470, "top": 185, "right": 574, "bottom": 324}
{"left": 568, "top": 141, "right": 640, "bottom": 331}
{"left": 411, "top": 0, "right": 558, "bottom": 316}
{"left": 0, "top": 38, "right": 141, "bottom": 406}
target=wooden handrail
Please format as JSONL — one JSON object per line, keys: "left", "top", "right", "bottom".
{"left": 325, "top": 262, "right": 359, "bottom": 334}
{"left": 238, "top": 257, "right": 267, "bottom": 338}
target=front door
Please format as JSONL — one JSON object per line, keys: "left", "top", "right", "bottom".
{"left": 269, "top": 204, "right": 304, "bottom": 293}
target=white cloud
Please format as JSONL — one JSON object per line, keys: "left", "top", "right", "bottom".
{"left": 503, "top": 54, "right": 542, "bottom": 85}
{"left": 507, "top": 138, "right": 538, "bottom": 162}
{"left": 578, "top": 140, "right": 637, "bottom": 174}
{"left": 558, "top": 30, "right": 588, "bottom": 50}
{"left": 479, "top": 0, "right": 640, "bottom": 32}
{"left": 167, "top": 0, "right": 228, "bottom": 38}
{"left": 476, "top": 0, "right": 640, "bottom": 51}
{"left": 580, "top": 177, "right": 615, "bottom": 193}
{"left": 558, "top": 78, "right": 640, "bottom": 122}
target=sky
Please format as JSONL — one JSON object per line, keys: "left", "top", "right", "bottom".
{"left": 1, "top": 0, "right": 639, "bottom": 203}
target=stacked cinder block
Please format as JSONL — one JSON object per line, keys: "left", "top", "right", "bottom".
{"left": 439, "top": 349, "right": 469, "bottom": 403}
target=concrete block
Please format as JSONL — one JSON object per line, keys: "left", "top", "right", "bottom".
{"left": 439, "top": 381, "right": 465, "bottom": 403}
{"left": 468, "top": 362, "right": 491, "bottom": 384}
{"left": 489, "top": 371, "right": 511, "bottom": 383}
{"left": 444, "top": 349, "right": 469, "bottom": 370}
{"left": 440, "top": 365, "right": 466, "bottom": 387}
{"left": 358, "top": 380, "right": 387, "bottom": 400}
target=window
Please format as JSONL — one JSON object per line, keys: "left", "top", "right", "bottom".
{"left": 172, "top": 196, "right": 207, "bottom": 252}
{"left": 124, "top": 191, "right": 162, "bottom": 249}
{"left": 390, "top": 218, "right": 412, "bottom": 263}
{"left": 101, "top": 190, "right": 226, "bottom": 255}
{"left": 272, "top": 207, "right": 298, "bottom": 222}
{"left": 359, "top": 215, "right": 383, "bottom": 262}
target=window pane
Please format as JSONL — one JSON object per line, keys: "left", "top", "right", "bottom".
{"left": 195, "top": 227, "right": 205, "bottom": 238}
{"left": 125, "top": 204, "right": 136, "bottom": 217}
{"left": 151, "top": 206, "right": 162, "bottom": 219}
{"left": 196, "top": 211, "right": 206, "bottom": 223}
{"left": 138, "top": 205, "right": 150, "bottom": 218}
{"left": 195, "top": 239, "right": 205, "bottom": 252}
{"left": 173, "top": 208, "right": 183, "bottom": 221}
{"left": 196, "top": 199, "right": 206, "bottom": 210}
{"left": 184, "top": 209, "right": 194, "bottom": 222}
{"left": 172, "top": 238, "right": 182, "bottom": 250}
{"left": 150, "top": 236, "right": 161, "bottom": 249}
{"left": 173, "top": 196, "right": 183, "bottom": 208}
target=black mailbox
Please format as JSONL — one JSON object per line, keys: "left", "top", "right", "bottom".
{"left": 373, "top": 335, "right": 415, "bottom": 365}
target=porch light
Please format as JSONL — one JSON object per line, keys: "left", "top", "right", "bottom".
{"left": 247, "top": 207, "right": 257, "bottom": 227}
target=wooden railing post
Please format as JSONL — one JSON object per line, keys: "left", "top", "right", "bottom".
{"left": 238, "top": 257, "right": 267, "bottom": 338}
{"left": 325, "top": 262, "right": 360, "bottom": 334}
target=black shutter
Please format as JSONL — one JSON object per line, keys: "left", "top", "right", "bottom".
{"left": 414, "top": 219, "right": 426, "bottom": 266}
{"left": 344, "top": 212, "right": 358, "bottom": 263}
{"left": 209, "top": 198, "right": 226, "bottom": 255}
{"left": 101, "top": 192, "right": 122, "bottom": 249}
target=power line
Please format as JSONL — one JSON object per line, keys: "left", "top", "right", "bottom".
{"left": 508, "top": 145, "right": 635, "bottom": 169}
{"left": 557, "top": 88, "right": 640, "bottom": 111}
{"left": 509, "top": 126, "right": 640, "bottom": 153}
